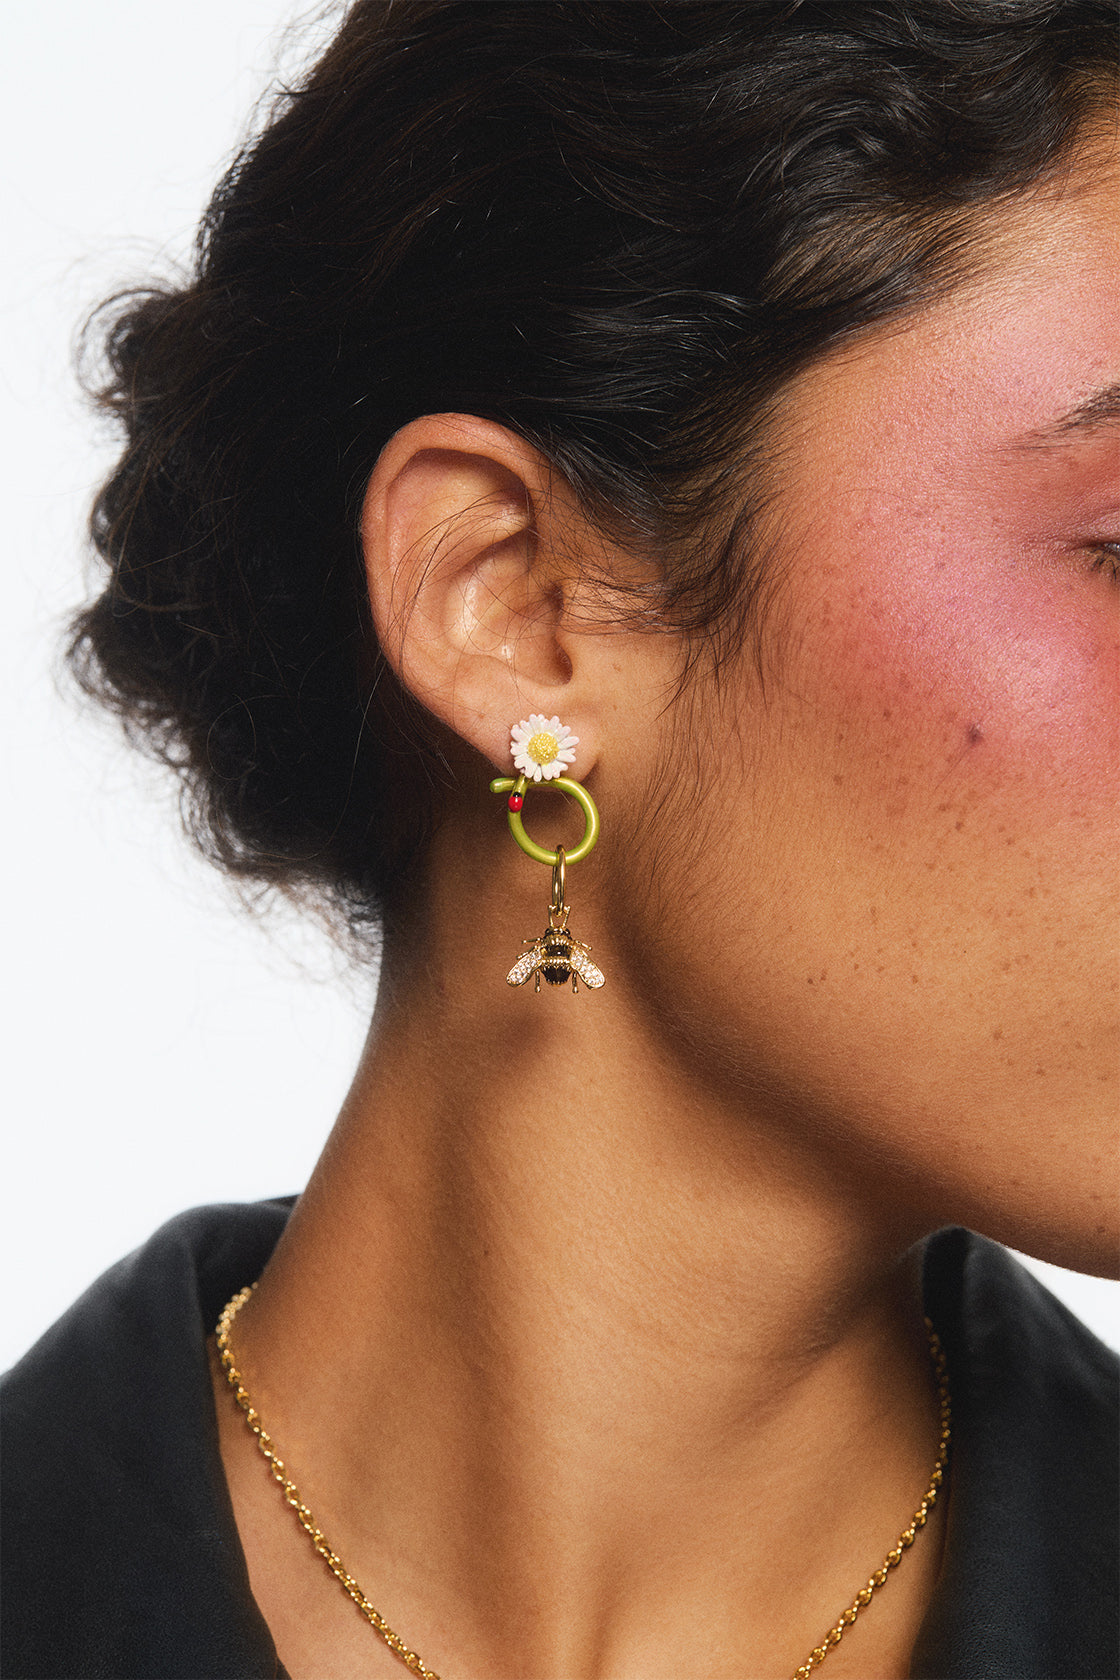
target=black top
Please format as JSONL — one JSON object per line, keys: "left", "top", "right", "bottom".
{"left": 2, "top": 1202, "right": 1117, "bottom": 1680}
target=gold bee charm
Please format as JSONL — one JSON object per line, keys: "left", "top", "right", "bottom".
{"left": 506, "top": 848, "right": 605, "bottom": 993}
{"left": 507, "top": 921, "right": 606, "bottom": 992}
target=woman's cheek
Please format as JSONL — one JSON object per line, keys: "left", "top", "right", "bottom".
{"left": 803, "top": 537, "right": 1119, "bottom": 825}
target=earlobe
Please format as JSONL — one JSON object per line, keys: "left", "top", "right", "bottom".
{"left": 360, "top": 414, "right": 594, "bottom": 772}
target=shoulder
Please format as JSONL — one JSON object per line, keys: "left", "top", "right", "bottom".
{"left": 2, "top": 1199, "right": 292, "bottom": 1680}
{"left": 914, "top": 1228, "right": 1118, "bottom": 1679}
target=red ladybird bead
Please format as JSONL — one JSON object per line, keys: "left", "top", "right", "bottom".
{"left": 508, "top": 792, "right": 524, "bottom": 812}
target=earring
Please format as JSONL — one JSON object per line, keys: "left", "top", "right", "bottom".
{"left": 490, "top": 715, "right": 605, "bottom": 993}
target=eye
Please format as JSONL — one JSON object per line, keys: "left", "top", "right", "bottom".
{"left": 1089, "top": 542, "right": 1120, "bottom": 582}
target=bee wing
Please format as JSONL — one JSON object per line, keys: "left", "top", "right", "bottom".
{"left": 507, "top": 946, "right": 543, "bottom": 987}
{"left": 568, "top": 946, "right": 605, "bottom": 988}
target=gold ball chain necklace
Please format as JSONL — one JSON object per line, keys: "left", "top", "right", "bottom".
{"left": 216, "top": 1287, "right": 951, "bottom": 1680}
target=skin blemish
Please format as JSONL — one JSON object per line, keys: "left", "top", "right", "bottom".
{"left": 967, "top": 722, "right": 985, "bottom": 746}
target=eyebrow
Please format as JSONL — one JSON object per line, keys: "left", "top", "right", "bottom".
{"left": 1013, "top": 381, "right": 1120, "bottom": 449}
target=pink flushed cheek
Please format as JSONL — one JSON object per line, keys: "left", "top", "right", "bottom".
{"left": 812, "top": 544, "right": 1119, "bottom": 812}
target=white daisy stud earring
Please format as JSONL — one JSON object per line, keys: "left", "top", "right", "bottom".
{"left": 490, "top": 717, "right": 605, "bottom": 993}
{"left": 509, "top": 714, "right": 579, "bottom": 782}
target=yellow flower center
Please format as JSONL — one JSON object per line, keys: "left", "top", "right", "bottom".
{"left": 526, "top": 730, "right": 559, "bottom": 765}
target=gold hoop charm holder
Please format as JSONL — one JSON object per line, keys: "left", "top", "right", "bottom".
{"left": 489, "top": 774, "right": 600, "bottom": 866}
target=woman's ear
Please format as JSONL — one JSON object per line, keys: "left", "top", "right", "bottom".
{"left": 360, "top": 414, "right": 600, "bottom": 773}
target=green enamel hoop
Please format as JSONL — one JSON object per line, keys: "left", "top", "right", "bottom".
{"left": 490, "top": 774, "right": 600, "bottom": 867}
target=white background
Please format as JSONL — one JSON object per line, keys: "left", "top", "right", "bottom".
{"left": 3, "top": 0, "right": 1117, "bottom": 1371}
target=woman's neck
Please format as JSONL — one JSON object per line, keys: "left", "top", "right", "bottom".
{"left": 213, "top": 931, "right": 947, "bottom": 1679}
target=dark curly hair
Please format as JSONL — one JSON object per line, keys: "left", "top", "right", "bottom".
{"left": 70, "top": 0, "right": 1117, "bottom": 943}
